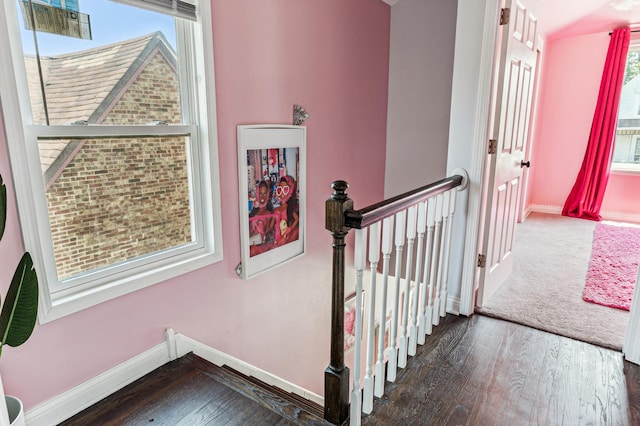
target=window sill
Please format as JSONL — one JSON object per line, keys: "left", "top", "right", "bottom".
{"left": 611, "top": 164, "right": 640, "bottom": 175}
{"left": 39, "top": 250, "right": 223, "bottom": 323}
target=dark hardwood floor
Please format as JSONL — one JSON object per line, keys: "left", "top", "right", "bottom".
{"left": 59, "top": 353, "right": 329, "bottom": 426}
{"left": 363, "top": 314, "right": 640, "bottom": 425}
{"left": 59, "top": 314, "right": 640, "bottom": 425}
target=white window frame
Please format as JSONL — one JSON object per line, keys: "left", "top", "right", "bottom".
{"left": 612, "top": 134, "right": 640, "bottom": 173}
{"left": 613, "top": 43, "right": 640, "bottom": 174}
{"left": 0, "top": 0, "right": 223, "bottom": 322}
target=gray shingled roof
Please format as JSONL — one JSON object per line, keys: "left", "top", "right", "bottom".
{"left": 26, "top": 32, "right": 177, "bottom": 186}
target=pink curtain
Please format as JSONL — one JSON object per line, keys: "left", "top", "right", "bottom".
{"left": 562, "top": 27, "right": 630, "bottom": 221}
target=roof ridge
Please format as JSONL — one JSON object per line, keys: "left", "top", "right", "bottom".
{"left": 44, "top": 31, "right": 166, "bottom": 60}
{"left": 30, "top": 30, "right": 178, "bottom": 184}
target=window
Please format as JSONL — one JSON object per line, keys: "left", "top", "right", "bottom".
{"left": 613, "top": 45, "right": 640, "bottom": 172}
{"left": 0, "top": 0, "right": 223, "bottom": 322}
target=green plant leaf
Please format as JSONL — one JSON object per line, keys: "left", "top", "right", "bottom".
{"left": 0, "top": 252, "right": 39, "bottom": 350}
{"left": 0, "top": 174, "right": 6, "bottom": 241}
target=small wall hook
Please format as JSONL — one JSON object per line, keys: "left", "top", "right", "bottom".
{"left": 293, "top": 104, "right": 309, "bottom": 125}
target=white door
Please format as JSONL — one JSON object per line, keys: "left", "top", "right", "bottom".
{"left": 476, "top": 0, "right": 538, "bottom": 307}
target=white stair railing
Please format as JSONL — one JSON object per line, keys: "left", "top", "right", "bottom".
{"left": 362, "top": 222, "right": 380, "bottom": 414}
{"left": 323, "top": 173, "right": 467, "bottom": 426}
{"left": 386, "top": 210, "right": 404, "bottom": 383}
{"left": 373, "top": 217, "right": 393, "bottom": 398}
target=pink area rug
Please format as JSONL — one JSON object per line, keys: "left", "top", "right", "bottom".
{"left": 583, "top": 223, "right": 640, "bottom": 310}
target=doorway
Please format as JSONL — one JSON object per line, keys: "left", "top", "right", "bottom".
{"left": 450, "top": 0, "right": 640, "bottom": 358}
{"left": 477, "top": 212, "right": 630, "bottom": 350}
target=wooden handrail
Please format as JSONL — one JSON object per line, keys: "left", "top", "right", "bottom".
{"left": 344, "top": 175, "right": 463, "bottom": 230}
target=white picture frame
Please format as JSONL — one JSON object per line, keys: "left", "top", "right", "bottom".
{"left": 237, "top": 125, "right": 306, "bottom": 279}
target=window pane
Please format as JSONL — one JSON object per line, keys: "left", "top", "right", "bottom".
{"left": 614, "top": 46, "right": 640, "bottom": 166}
{"left": 612, "top": 130, "right": 640, "bottom": 165}
{"left": 39, "top": 135, "right": 193, "bottom": 280}
{"left": 18, "top": 0, "right": 181, "bottom": 125}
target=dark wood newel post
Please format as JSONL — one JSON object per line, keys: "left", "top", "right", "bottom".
{"left": 324, "top": 180, "right": 353, "bottom": 425}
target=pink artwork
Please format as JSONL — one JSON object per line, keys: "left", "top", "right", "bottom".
{"left": 237, "top": 125, "right": 306, "bottom": 279}
{"left": 344, "top": 305, "right": 356, "bottom": 351}
{"left": 344, "top": 291, "right": 364, "bottom": 352}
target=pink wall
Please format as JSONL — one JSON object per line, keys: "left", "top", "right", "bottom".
{"left": 0, "top": 0, "right": 390, "bottom": 409}
{"left": 528, "top": 31, "right": 640, "bottom": 217}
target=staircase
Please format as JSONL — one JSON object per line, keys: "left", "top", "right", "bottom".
{"left": 324, "top": 174, "right": 467, "bottom": 424}
{"left": 60, "top": 353, "right": 329, "bottom": 425}
{"left": 185, "top": 354, "right": 330, "bottom": 425}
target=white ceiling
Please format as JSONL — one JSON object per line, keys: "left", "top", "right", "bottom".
{"left": 383, "top": 0, "right": 640, "bottom": 40}
{"left": 527, "top": 0, "right": 640, "bottom": 39}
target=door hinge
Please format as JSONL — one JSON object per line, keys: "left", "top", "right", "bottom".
{"left": 500, "top": 8, "right": 510, "bottom": 25}
{"left": 477, "top": 254, "right": 487, "bottom": 268}
{"left": 488, "top": 139, "right": 497, "bottom": 155}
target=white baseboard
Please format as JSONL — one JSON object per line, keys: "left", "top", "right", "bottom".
{"left": 601, "top": 210, "right": 640, "bottom": 224}
{"left": 26, "top": 344, "right": 170, "bottom": 426}
{"left": 446, "top": 295, "right": 460, "bottom": 316}
{"left": 25, "top": 330, "right": 323, "bottom": 424}
{"left": 528, "top": 204, "right": 640, "bottom": 224}
{"left": 528, "top": 204, "right": 562, "bottom": 215}
{"left": 172, "top": 333, "right": 324, "bottom": 406}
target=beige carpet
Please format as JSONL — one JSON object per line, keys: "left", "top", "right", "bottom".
{"left": 477, "top": 212, "right": 630, "bottom": 351}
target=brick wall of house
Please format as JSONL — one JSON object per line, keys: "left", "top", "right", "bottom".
{"left": 46, "top": 51, "right": 191, "bottom": 279}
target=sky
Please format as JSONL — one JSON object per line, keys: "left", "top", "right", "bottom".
{"left": 19, "top": 0, "right": 177, "bottom": 56}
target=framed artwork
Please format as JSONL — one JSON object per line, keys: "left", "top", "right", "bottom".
{"left": 237, "top": 125, "right": 306, "bottom": 279}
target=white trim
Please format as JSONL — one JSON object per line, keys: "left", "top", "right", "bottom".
{"left": 25, "top": 344, "right": 170, "bottom": 426}
{"left": 44, "top": 251, "right": 222, "bottom": 322}
{"left": 165, "top": 327, "right": 178, "bottom": 361}
{"left": 236, "top": 125, "right": 307, "bottom": 280}
{"left": 172, "top": 333, "right": 325, "bottom": 407}
{"left": 624, "top": 266, "right": 640, "bottom": 364}
{"left": 529, "top": 204, "right": 562, "bottom": 215}
{"left": 24, "top": 124, "right": 196, "bottom": 138}
{"left": 25, "top": 330, "right": 323, "bottom": 424}
{"left": 610, "top": 164, "right": 640, "bottom": 174}
{"left": 452, "top": 0, "right": 502, "bottom": 316}
{"left": 195, "top": 0, "right": 224, "bottom": 270}
{"left": 522, "top": 204, "right": 533, "bottom": 221}
{"left": 446, "top": 295, "right": 460, "bottom": 316}
{"left": 601, "top": 210, "right": 640, "bottom": 224}
{"left": 528, "top": 204, "right": 640, "bottom": 224}
{"left": 112, "top": 0, "right": 197, "bottom": 21}
{"left": 382, "top": 0, "right": 400, "bottom": 5}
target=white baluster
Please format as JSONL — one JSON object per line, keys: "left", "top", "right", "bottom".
{"left": 432, "top": 194, "right": 444, "bottom": 326}
{"left": 398, "top": 206, "right": 416, "bottom": 369}
{"left": 440, "top": 190, "right": 457, "bottom": 318}
{"left": 374, "top": 216, "right": 393, "bottom": 398}
{"left": 387, "top": 210, "right": 405, "bottom": 382}
{"left": 409, "top": 201, "right": 427, "bottom": 356}
{"left": 424, "top": 197, "right": 437, "bottom": 336}
{"left": 418, "top": 197, "right": 436, "bottom": 342}
{"left": 363, "top": 222, "right": 380, "bottom": 414}
{"left": 350, "top": 228, "right": 367, "bottom": 426}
